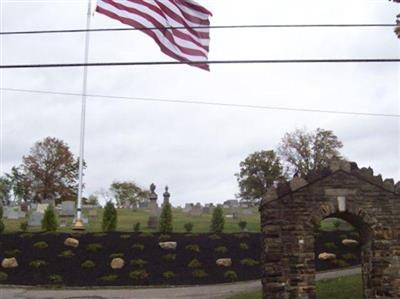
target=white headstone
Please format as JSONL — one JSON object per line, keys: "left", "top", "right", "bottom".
{"left": 28, "top": 212, "right": 44, "bottom": 227}
{"left": 36, "top": 204, "right": 49, "bottom": 214}
{"left": 60, "top": 201, "right": 76, "bottom": 216}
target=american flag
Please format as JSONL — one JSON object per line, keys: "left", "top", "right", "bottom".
{"left": 96, "top": 0, "right": 212, "bottom": 71}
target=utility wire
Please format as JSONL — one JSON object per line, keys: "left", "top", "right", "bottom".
{"left": 1, "top": 23, "right": 397, "bottom": 36}
{"left": 1, "top": 59, "right": 400, "bottom": 69}
{"left": 1, "top": 87, "right": 399, "bottom": 118}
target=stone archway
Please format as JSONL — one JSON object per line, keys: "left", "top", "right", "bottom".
{"left": 260, "top": 160, "right": 400, "bottom": 299}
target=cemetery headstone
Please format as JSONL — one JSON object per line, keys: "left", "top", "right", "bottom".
{"left": 60, "top": 201, "right": 76, "bottom": 216}
{"left": 147, "top": 183, "right": 159, "bottom": 229}
{"left": 28, "top": 211, "right": 44, "bottom": 227}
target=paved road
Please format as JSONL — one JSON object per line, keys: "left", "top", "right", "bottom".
{"left": 0, "top": 267, "right": 361, "bottom": 299}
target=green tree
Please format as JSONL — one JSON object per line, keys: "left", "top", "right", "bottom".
{"left": 278, "top": 128, "right": 343, "bottom": 177}
{"left": 0, "top": 205, "right": 4, "bottom": 233}
{"left": 159, "top": 202, "right": 173, "bottom": 233}
{"left": 235, "top": 150, "right": 283, "bottom": 203}
{"left": 110, "top": 181, "right": 149, "bottom": 209}
{"left": 0, "top": 176, "right": 11, "bottom": 205}
{"left": 6, "top": 166, "right": 31, "bottom": 203}
{"left": 41, "top": 204, "right": 58, "bottom": 231}
{"left": 210, "top": 206, "right": 224, "bottom": 233}
{"left": 102, "top": 201, "right": 117, "bottom": 232}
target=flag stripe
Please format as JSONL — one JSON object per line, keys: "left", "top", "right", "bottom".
{"left": 96, "top": 0, "right": 211, "bottom": 71}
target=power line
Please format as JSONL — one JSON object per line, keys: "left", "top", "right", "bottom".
{"left": 1, "top": 87, "right": 399, "bottom": 118}
{"left": 1, "top": 23, "right": 397, "bottom": 36}
{"left": 1, "top": 59, "right": 399, "bottom": 69}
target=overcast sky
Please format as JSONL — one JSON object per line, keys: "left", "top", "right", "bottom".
{"left": 1, "top": 0, "right": 399, "bottom": 206}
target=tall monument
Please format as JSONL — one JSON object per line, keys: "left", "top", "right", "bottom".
{"left": 163, "top": 186, "right": 170, "bottom": 207}
{"left": 147, "top": 183, "right": 158, "bottom": 229}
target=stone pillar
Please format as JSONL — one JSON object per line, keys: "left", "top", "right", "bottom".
{"left": 147, "top": 183, "right": 158, "bottom": 229}
{"left": 163, "top": 186, "right": 170, "bottom": 207}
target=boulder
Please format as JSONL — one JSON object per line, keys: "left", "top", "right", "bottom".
{"left": 216, "top": 258, "right": 232, "bottom": 267}
{"left": 159, "top": 242, "right": 177, "bottom": 250}
{"left": 318, "top": 253, "right": 336, "bottom": 261}
{"left": 110, "top": 258, "right": 125, "bottom": 269}
{"left": 1, "top": 257, "right": 18, "bottom": 268}
{"left": 342, "top": 239, "right": 359, "bottom": 247}
{"left": 64, "top": 237, "right": 79, "bottom": 248}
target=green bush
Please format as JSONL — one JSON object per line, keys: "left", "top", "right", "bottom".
{"left": 20, "top": 221, "right": 28, "bottom": 232}
{"left": 192, "top": 269, "right": 208, "bottom": 278}
{"left": 5, "top": 249, "right": 21, "bottom": 257}
{"left": 210, "top": 206, "right": 224, "bottom": 233}
{"left": 158, "top": 234, "right": 172, "bottom": 242}
{"left": 238, "top": 221, "right": 247, "bottom": 231}
{"left": 188, "top": 258, "right": 202, "bottom": 268}
{"left": 239, "top": 243, "right": 249, "bottom": 251}
{"left": 20, "top": 232, "right": 34, "bottom": 239}
{"left": 109, "top": 253, "right": 124, "bottom": 259}
{"left": 120, "top": 234, "right": 131, "bottom": 239}
{"left": 240, "top": 258, "right": 259, "bottom": 266}
{"left": 29, "top": 260, "right": 47, "bottom": 268}
{"left": 342, "top": 253, "right": 357, "bottom": 260}
{"left": 332, "top": 259, "right": 350, "bottom": 268}
{"left": 224, "top": 270, "right": 238, "bottom": 281}
{"left": 41, "top": 204, "right": 58, "bottom": 232}
{"left": 132, "top": 244, "right": 145, "bottom": 251}
{"left": 234, "top": 232, "right": 250, "bottom": 239}
{"left": 134, "top": 222, "right": 141, "bottom": 233}
{"left": 81, "top": 260, "right": 96, "bottom": 269}
{"left": 102, "top": 201, "right": 117, "bottom": 232}
{"left": 92, "top": 232, "right": 107, "bottom": 237}
{"left": 129, "top": 270, "right": 148, "bottom": 280}
{"left": 184, "top": 222, "right": 194, "bottom": 233}
{"left": 208, "top": 234, "right": 221, "bottom": 240}
{"left": 0, "top": 272, "right": 7, "bottom": 281}
{"left": 0, "top": 206, "right": 4, "bottom": 234}
{"left": 324, "top": 242, "right": 338, "bottom": 250}
{"left": 185, "top": 244, "right": 200, "bottom": 253}
{"left": 33, "top": 241, "right": 48, "bottom": 249}
{"left": 214, "top": 246, "right": 228, "bottom": 254}
{"left": 99, "top": 274, "right": 118, "bottom": 282}
{"left": 139, "top": 232, "right": 153, "bottom": 238}
{"left": 58, "top": 250, "right": 74, "bottom": 258}
{"left": 86, "top": 243, "right": 103, "bottom": 253}
{"left": 130, "top": 259, "right": 148, "bottom": 267}
{"left": 162, "top": 271, "right": 176, "bottom": 279}
{"left": 162, "top": 253, "right": 176, "bottom": 262}
{"left": 159, "top": 202, "right": 173, "bottom": 233}
{"left": 48, "top": 274, "right": 63, "bottom": 283}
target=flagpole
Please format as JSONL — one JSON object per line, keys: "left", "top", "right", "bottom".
{"left": 73, "top": 0, "right": 92, "bottom": 230}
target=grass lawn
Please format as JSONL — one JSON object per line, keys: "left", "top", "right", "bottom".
{"left": 227, "top": 275, "right": 362, "bottom": 299}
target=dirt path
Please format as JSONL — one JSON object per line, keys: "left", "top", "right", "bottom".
{"left": 0, "top": 267, "right": 361, "bottom": 299}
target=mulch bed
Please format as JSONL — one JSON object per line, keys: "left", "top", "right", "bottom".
{"left": 0, "top": 231, "right": 360, "bottom": 286}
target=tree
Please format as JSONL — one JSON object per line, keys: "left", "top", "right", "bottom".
{"left": 19, "top": 137, "right": 82, "bottom": 204}
{"left": 210, "top": 206, "right": 225, "bottom": 233}
{"left": 235, "top": 150, "right": 283, "bottom": 203}
{"left": 6, "top": 166, "right": 31, "bottom": 203}
{"left": 0, "top": 176, "right": 11, "bottom": 206}
{"left": 83, "top": 194, "right": 99, "bottom": 206}
{"left": 0, "top": 205, "right": 4, "bottom": 233}
{"left": 41, "top": 204, "right": 58, "bottom": 231}
{"left": 110, "top": 181, "right": 149, "bottom": 209}
{"left": 102, "top": 201, "right": 117, "bottom": 232}
{"left": 278, "top": 128, "right": 343, "bottom": 177}
{"left": 159, "top": 202, "right": 173, "bottom": 233}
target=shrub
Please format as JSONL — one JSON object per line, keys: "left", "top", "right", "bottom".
{"left": 48, "top": 274, "right": 63, "bottom": 283}
{"left": 239, "top": 243, "right": 249, "bottom": 251}
{"left": 20, "top": 221, "right": 28, "bottom": 232}
{"left": 188, "top": 258, "right": 202, "bottom": 268}
{"left": 134, "top": 222, "right": 141, "bottom": 233}
{"left": 58, "top": 250, "right": 74, "bottom": 258}
{"left": 234, "top": 232, "right": 250, "bottom": 239}
{"left": 224, "top": 270, "right": 238, "bottom": 281}
{"left": 20, "top": 232, "right": 33, "bottom": 239}
{"left": 324, "top": 242, "right": 338, "bottom": 250}
{"left": 342, "top": 253, "right": 357, "bottom": 261}
{"left": 41, "top": 204, "right": 58, "bottom": 232}
{"left": 129, "top": 270, "right": 148, "bottom": 280}
{"left": 29, "top": 260, "right": 47, "bottom": 268}
{"left": 208, "top": 234, "right": 221, "bottom": 240}
{"left": 139, "top": 232, "right": 153, "bottom": 238}
{"left": 185, "top": 244, "right": 200, "bottom": 253}
{"left": 33, "top": 241, "right": 48, "bottom": 249}
{"left": 158, "top": 234, "right": 172, "bottom": 242}
{"left": 130, "top": 259, "right": 148, "bottom": 267}
{"left": 99, "top": 274, "right": 118, "bottom": 282}
{"left": 332, "top": 219, "right": 341, "bottom": 229}
{"left": 86, "top": 243, "right": 103, "bottom": 253}
{"left": 0, "top": 206, "right": 4, "bottom": 234}
{"left": 102, "top": 201, "right": 117, "bottom": 232}
{"left": 120, "top": 234, "right": 131, "bottom": 239}
{"left": 92, "top": 232, "right": 106, "bottom": 237}
{"left": 238, "top": 221, "right": 247, "bottom": 231}
{"left": 214, "top": 246, "right": 228, "bottom": 254}
{"left": 332, "top": 259, "right": 350, "bottom": 268}
{"left": 192, "top": 269, "right": 208, "bottom": 278}
{"left": 163, "top": 271, "right": 176, "bottom": 279}
{"left": 132, "top": 244, "right": 145, "bottom": 251}
{"left": 162, "top": 253, "right": 176, "bottom": 262}
{"left": 184, "top": 222, "right": 194, "bottom": 233}
{"left": 81, "top": 260, "right": 96, "bottom": 269}
{"left": 109, "top": 253, "right": 124, "bottom": 259}
{"left": 5, "top": 249, "right": 21, "bottom": 257}
{"left": 0, "top": 272, "right": 7, "bottom": 281}
{"left": 240, "top": 258, "right": 259, "bottom": 266}
{"left": 210, "top": 206, "right": 224, "bottom": 233}
{"left": 159, "top": 202, "right": 173, "bottom": 233}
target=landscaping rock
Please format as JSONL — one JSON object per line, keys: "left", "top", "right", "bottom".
{"left": 216, "top": 258, "right": 232, "bottom": 267}
{"left": 159, "top": 241, "right": 177, "bottom": 250}
{"left": 64, "top": 237, "right": 79, "bottom": 248}
{"left": 1, "top": 257, "right": 18, "bottom": 268}
{"left": 342, "top": 239, "right": 359, "bottom": 247}
{"left": 110, "top": 258, "right": 124, "bottom": 269}
{"left": 318, "top": 252, "right": 336, "bottom": 261}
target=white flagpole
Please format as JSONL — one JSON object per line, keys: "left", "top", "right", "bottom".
{"left": 73, "top": 0, "right": 92, "bottom": 230}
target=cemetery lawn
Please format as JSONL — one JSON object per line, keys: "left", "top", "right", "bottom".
{"left": 227, "top": 275, "right": 362, "bottom": 299}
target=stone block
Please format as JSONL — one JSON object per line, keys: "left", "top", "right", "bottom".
{"left": 290, "top": 177, "right": 308, "bottom": 192}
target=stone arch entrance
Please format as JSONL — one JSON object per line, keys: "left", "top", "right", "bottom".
{"left": 260, "top": 160, "right": 400, "bottom": 299}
